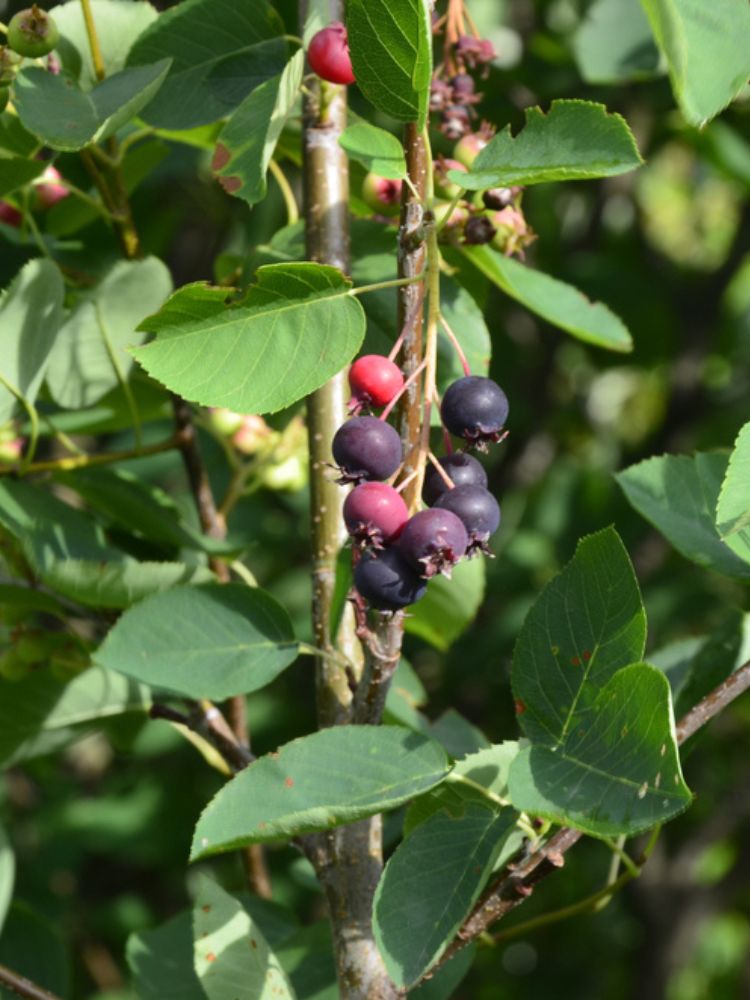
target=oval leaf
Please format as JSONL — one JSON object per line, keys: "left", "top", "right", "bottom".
{"left": 339, "top": 121, "right": 406, "bottom": 178}
{"left": 95, "top": 584, "right": 297, "bottom": 700}
{"left": 460, "top": 245, "right": 633, "bottom": 353}
{"left": 347, "top": 0, "right": 432, "bottom": 126}
{"left": 450, "top": 100, "right": 643, "bottom": 191}
{"left": 134, "top": 263, "right": 366, "bottom": 414}
{"left": 190, "top": 726, "right": 450, "bottom": 857}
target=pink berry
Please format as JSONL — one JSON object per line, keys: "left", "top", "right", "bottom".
{"left": 362, "top": 172, "right": 402, "bottom": 217}
{"left": 344, "top": 482, "right": 409, "bottom": 548}
{"left": 0, "top": 201, "right": 21, "bottom": 227}
{"left": 307, "top": 22, "right": 355, "bottom": 85}
{"left": 34, "top": 165, "right": 68, "bottom": 209}
{"left": 349, "top": 355, "right": 404, "bottom": 410}
{"left": 453, "top": 132, "right": 490, "bottom": 168}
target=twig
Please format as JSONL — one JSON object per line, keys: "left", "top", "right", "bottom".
{"left": 150, "top": 702, "right": 253, "bottom": 772}
{"left": 0, "top": 436, "right": 181, "bottom": 476}
{"left": 676, "top": 658, "right": 750, "bottom": 743}
{"left": 352, "top": 614, "right": 405, "bottom": 724}
{"left": 0, "top": 963, "right": 62, "bottom": 1000}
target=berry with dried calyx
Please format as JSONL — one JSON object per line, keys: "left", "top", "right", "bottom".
{"left": 0, "top": 47, "right": 21, "bottom": 85}
{"left": 399, "top": 508, "right": 468, "bottom": 578}
{"left": 332, "top": 416, "right": 402, "bottom": 484}
{"left": 464, "top": 213, "right": 497, "bottom": 245}
{"left": 349, "top": 354, "right": 404, "bottom": 411}
{"left": 435, "top": 484, "right": 500, "bottom": 554}
{"left": 307, "top": 21, "right": 355, "bottom": 85}
{"left": 7, "top": 6, "right": 59, "bottom": 59}
{"left": 354, "top": 547, "right": 427, "bottom": 611}
{"left": 344, "top": 482, "right": 409, "bottom": 549}
{"left": 482, "top": 187, "right": 516, "bottom": 210}
{"left": 423, "top": 452, "right": 487, "bottom": 506}
{"left": 361, "top": 173, "right": 402, "bottom": 217}
{"left": 441, "top": 375, "right": 509, "bottom": 450}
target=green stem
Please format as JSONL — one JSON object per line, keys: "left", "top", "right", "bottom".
{"left": 350, "top": 274, "right": 425, "bottom": 297}
{"left": 0, "top": 435, "right": 181, "bottom": 476}
{"left": 94, "top": 302, "right": 142, "bottom": 448}
{"left": 434, "top": 187, "right": 466, "bottom": 236}
{"left": 269, "top": 159, "right": 300, "bottom": 226}
{"left": 79, "top": 0, "right": 106, "bottom": 80}
{"left": 0, "top": 374, "right": 40, "bottom": 472}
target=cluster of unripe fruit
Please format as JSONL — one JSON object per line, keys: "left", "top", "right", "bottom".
{"left": 334, "top": 356, "right": 508, "bottom": 612}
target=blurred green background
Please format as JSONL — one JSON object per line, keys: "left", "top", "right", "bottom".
{"left": 1, "top": 0, "right": 749, "bottom": 997}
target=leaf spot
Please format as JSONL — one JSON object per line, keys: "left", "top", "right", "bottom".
{"left": 570, "top": 656, "right": 581, "bottom": 667}
{"left": 249, "top": 938, "right": 258, "bottom": 949}
{"left": 582, "top": 649, "right": 591, "bottom": 661}
{"left": 637, "top": 782, "right": 648, "bottom": 799}
{"left": 284, "top": 776, "right": 294, "bottom": 788}
{"left": 550, "top": 646, "right": 559, "bottom": 655}
{"left": 206, "top": 952, "right": 216, "bottom": 963}
{"left": 218, "top": 175, "right": 242, "bottom": 194}
{"left": 514, "top": 698, "right": 527, "bottom": 715}
{"left": 212, "top": 143, "right": 231, "bottom": 171}
{"left": 201, "top": 905, "right": 211, "bottom": 912}
{"left": 660, "top": 744, "right": 666, "bottom": 756}
{"left": 655, "top": 773, "right": 661, "bottom": 789}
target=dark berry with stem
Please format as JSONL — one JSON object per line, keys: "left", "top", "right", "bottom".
{"left": 307, "top": 22, "right": 355, "bottom": 85}
{"left": 354, "top": 547, "right": 427, "bottom": 611}
{"left": 441, "top": 375, "right": 509, "bottom": 450}
{"left": 423, "top": 452, "right": 488, "bottom": 506}
{"left": 399, "top": 508, "right": 468, "bottom": 578}
{"left": 344, "top": 482, "right": 409, "bottom": 548}
{"left": 349, "top": 354, "right": 404, "bottom": 411}
{"left": 332, "top": 416, "right": 402, "bottom": 484}
{"left": 464, "top": 214, "right": 497, "bottom": 245}
{"left": 435, "top": 485, "right": 500, "bottom": 554}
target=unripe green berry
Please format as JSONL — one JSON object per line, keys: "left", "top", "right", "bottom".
{"left": 0, "top": 47, "right": 21, "bottom": 86}
{"left": 7, "top": 6, "right": 59, "bottom": 59}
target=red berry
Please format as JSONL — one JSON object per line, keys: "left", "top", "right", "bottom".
{"left": 349, "top": 355, "right": 404, "bottom": 410}
{"left": 344, "top": 482, "right": 409, "bottom": 548}
{"left": 0, "top": 201, "right": 21, "bottom": 227}
{"left": 362, "top": 172, "right": 402, "bottom": 217}
{"left": 307, "top": 22, "right": 355, "bottom": 85}
{"left": 34, "top": 165, "right": 68, "bottom": 209}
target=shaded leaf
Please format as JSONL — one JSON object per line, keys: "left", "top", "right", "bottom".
{"left": 405, "top": 558, "right": 485, "bottom": 651}
{"left": 347, "top": 0, "right": 432, "bottom": 126}
{"left": 191, "top": 726, "right": 450, "bottom": 857}
{"left": 460, "top": 245, "right": 632, "bottom": 352}
{"left": 339, "top": 122, "right": 406, "bottom": 178}
{"left": 0, "top": 157, "right": 45, "bottom": 199}
{"left": 640, "top": 0, "right": 750, "bottom": 127}
{"left": 13, "top": 61, "right": 171, "bottom": 151}
{"left": 616, "top": 453, "right": 750, "bottom": 579}
{"left": 134, "top": 263, "right": 366, "bottom": 414}
{"left": 574, "top": 0, "right": 662, "bottom": 84}
{"left": 717, "top": 422, "right": 750, "bottom": 539}
{"left": 193, "top": 877, "right": 296, "bottom": 1000}
{"left": 127, "top": 0, "right": 288, "bottom": 129}
{"left": 0, "top": 904, "right": 68, "bottom": 1000}
{"left": 212, "top": 51, "right": 303, "bottom": 206}
{"left": 450, "top": 100, "right": 643, "bottom": 191}
{"left": 0, "top": 259, "right": 65, "bottom": 423}
{"left": 95, "top": 584, "right": 298, "bottom": 700}
{"left": 429, "top": 710, "right": 490, "bottom": 759}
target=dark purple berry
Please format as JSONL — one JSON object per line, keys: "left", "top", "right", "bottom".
{"left": 441, "top": 375, "right": 509, "bottom": 450}
{"left": 451, "top": 73, "right": 475, "bottom": 97}
{"left": 435, "top": 485, "right": 500, "bottom": 555}
{"left": 482, "top": 187, "right": 515, "bottom": 210}
{"left": 423, "top": 452, "right": 487, "bottom": 506}
{"left": 464, "top": 214, "right": 497, "bottom": 245}
{"left": 354, "top": 547, "right": 427, "bottom": 611}
{"left": 344, "top": 482, "right": 409, "bottom": 548}
{"left": 332, "top": 416, "right": 402, "bottom": 484}
{"left": 399, "top": 508, "right": 468, "bottom": 579}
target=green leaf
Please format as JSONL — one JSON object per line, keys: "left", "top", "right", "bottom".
{"left": 405, "top": 557, "right": 486, "bottom": 650}
{"left": 190, "top": 727, "right": 450, "bottom": 857}
{"left": 95, "top": 584, "right": 298, "bottom": 700}
{"left": 339, "top": 122, "right": 406, "bottom": 179}
{"left": 512, "top": 528, "right": 647, "bottom": 745}
{"left": 0, "top": 157, "right": 45, "bottom": 199}
{"left": 450, "top": 100, "right": 643, "bottom": 191}
{"left": 0, "top": 666, "right": 150, "bottom": 767}
{"left": 508, "top": 529, "right": 692, "bottom": 835}
{"left": 0, "top": 904, "right": 69, "bottom": 1000}
{"left": 459, "top": 245, "right": 632, "bottom": 352}
{"left": 435, "top": 280, "right": 491, "bottom": 406}
{"left": 0, "top": 116, "right": 38, "bottom": 157}
{"left": 0, "top": 584, "right": 66, "bottom": 619}
{"left": 347, "top": 0, "right": 432, "bottom": 127}
{"left": 134, "top": 263, "right": 366, "bottom": 414}
{"left": 0, "top": 824, "right": 14, "bottom": 935}
{"left": 639, "top": 0, "right": 750, "bottom": 127}
{"left": 573, "top": 0, "right": 662, "bottom": 84}
{"left": 53, "top": 0, "right": 159, "bottom": 90}
{"left": 193, "top": 877, "right": 296, "bottom": 1000}
{"left": 429, "top": 710, "right": 490, "bottom": 759}
{"left": 410, "top": 944, "right": 476, "bottom": 1000}
{"left": 13, "top": 61, "right": 171, "bottom": 151}
{"left": 374, "top": 802, "right": 514, "bottom": 988}
{"left": 509, "top": 664, "right": 692, "bottom": 836}
{"left": 212, "top": 51, "right": 303, "bottom": 206}
{"left": 0, "top": 479, "right": 213, "bottom": 608}
{"left": 127, "top": 0, "right": 288, "bottom": 129}
{"left": 383, "top": 659, "right": 429, "bottom": 731}
{"left": 667, "top": 612, "right": 749, "bottom": 721}
{"left": 276, "top": 923, "right": 337, "bottom": 1000}
{"left": 616, "top": 453, "right": 750, "bottom": 579}
{"left": 45, "top": 257, "right": 172, "bottom": 409}
{"left": 0, "top": 259, "right": 65, "bottom": 423}
{"left": 717, "top": 423, "right": 750, "bottom": 539}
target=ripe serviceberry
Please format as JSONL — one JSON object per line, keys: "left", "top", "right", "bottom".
{"left": 399, "top": 508, "right": 468, "bottom": 578}
{"left": 332, "top": 416, "right": 402, "bottom": 484}
{"left": 435, "top": 484, "right": 500, "bottom": 554}
{"left": 349, "top": 354, "right": 404, "bottom": 412}
{"left": 7, "top": 6, "right": 59, "bottom": 58}
{"left": 464, "top": 213, "right": 497, "bottom": 245}
{"left": 362, "top": 173, "right": 402, "bottom": 217}
{"left": 441, "top": 375, "right": 509, "bottom": 449}
{"left": 344, "top": 482, "right": 409, "bottom": 548}
{"left": 354, "top": 547, "right": 426, "bottom": 611}
{"left": 423, "top": 452, "right": 487, "bottom": 506}
{"left": 307, "top": 22, "right": 355, "bottom": 85}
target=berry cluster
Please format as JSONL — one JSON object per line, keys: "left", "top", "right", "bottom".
{"left": 333, "top": 357, "right": 508, "bottom": 612}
